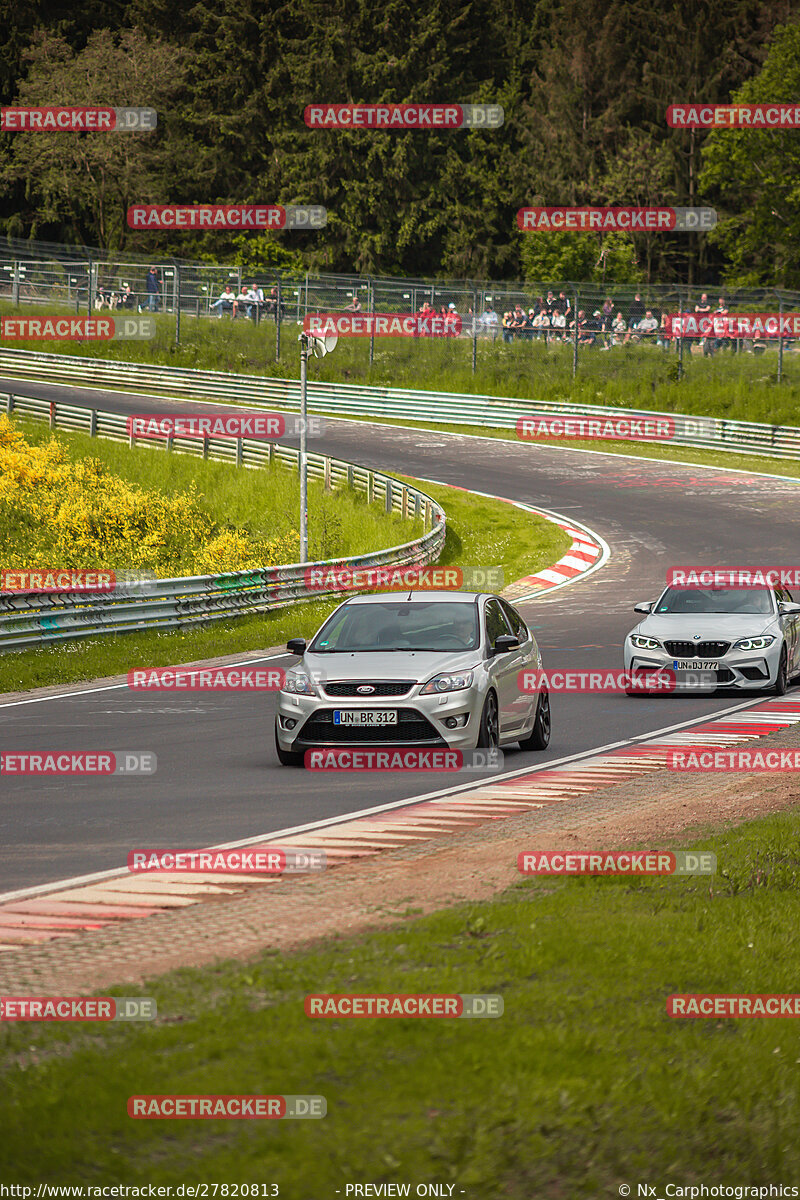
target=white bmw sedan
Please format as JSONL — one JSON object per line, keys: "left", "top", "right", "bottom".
{"left": 624, "top": 585, "right": 800, "bottom": 694}
{"left": 275, "top": 590, "right": 551, "bottom": 765}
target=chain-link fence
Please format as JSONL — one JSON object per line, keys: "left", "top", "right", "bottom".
{"left": 1, "top": 238, "right": 798, "bottom": 382}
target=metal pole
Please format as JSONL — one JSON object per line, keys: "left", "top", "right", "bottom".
{"left": 87, "top": 258, "right": 93, "bottom": 316}
{"left": 276, "top": 278, "right": 282, "bottom": 361}
{"left": 175, "top": 264, "right": 181, "bottom": 346}
{"left": 572, "top": 288, "right": 578, "bottom": 378}
{"left": 678, "top": 292, "right": 684, "bottom": 381}
{"left": 472, "top": 288, "right": 477, "bottom": 373}
{"left": 299, "top": 338, "right": 309, "bottom": 562}
{"left": 777, "top": 293, "right": 784, "bottom": 384}
{"left": 12, "top": 261, "right": 19, "bottom": 306}
{"left": 369, "top": 278, "right": 375, "bottom": 366}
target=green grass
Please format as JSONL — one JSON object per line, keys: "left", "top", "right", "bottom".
{"left": 3, "top": 297, "right": 800, "bottom": 428}
{"left": 2, "top": 808, "right": 800, "bottom": 1190}
{"left": 0, "top": 438, "right": 569, "bottom": 694}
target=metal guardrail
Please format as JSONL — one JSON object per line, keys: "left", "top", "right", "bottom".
{"left": 0, "top": 392, "right": 446, "bottom": 653}
{"left": 0, "top": 347, "right": 798, "bottom": 461}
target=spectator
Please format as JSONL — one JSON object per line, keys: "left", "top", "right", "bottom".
{"left": 554, "top": 290, "right": 571, "bottom": 318}
{"left": 211, "top": 283, "right": 236, "bottom": 318}
{"left": 609, "top": 312, "right": 627, "bottom": 346}
{"left": 713, "top": 296, "right": 729, "bottom": 353}
{"left": 235, "top": 285, "right": 252, "bottom": 318}
{"left": 264, "top": 286, "right": 281, "bottom": 320}
{"left": 576, "top": 311, "right": 595, "bottom": 347}
{"left": 502, "top": 311, "right": 515, "bottom": 343}
{"left": 242, "top": 283, "right": 259, "bottom": 320}
{"left": 343, "top": 295, "right": 363, "bottom": 313}
{"left": 145, "top": 267, "right": 160, "bottom": 313}
{"left": 95, "top": 284, "right": 110, "bottom": 310}
{"left": 531, "top": 307, "right": 549, "bottom": 341}
{"left": 444, "top": 302, "right": 459, "bottom": 336}
{"left": 544, "top": 290, "right": 556, "bottom": 316}
{"left": 637, "top": 309, "right": 659, "bottom": 343}
{"left": 551, "top": 307, "right": 567, "bottom": 341}
{"left": 509, "top": 304, "right": 526, "bottom": 338}
{"left": 694, "top": 292, "right": 712, "bottom": 355}
{"left": 480, "top": 304, "right": 499, "bottom": 340}
{"left": 118, "top": 283, "right": 135, "bottom": 310}
{"left": 657, "top": 312, "right": 672, "bottom": 349}
{"left": 627, "top": 292, "right": 645, "bottom": 329}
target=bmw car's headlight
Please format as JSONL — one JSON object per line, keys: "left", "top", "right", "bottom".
{"left": 281, "top": 673, "right": 318, "bottom": 696}
{"left": 733, "top": 635, "right": 775, "bottom": 651}
{"left": 421, "top": 671, "right": 474, "bottom": 695}
{"left": 630, "top": 635, "right": 662, "bottom": 650}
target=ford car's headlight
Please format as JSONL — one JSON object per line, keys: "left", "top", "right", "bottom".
{"left": 281, "top": 673, "right": 318, "bottom": 695}
{"left": 734, "top": 635, "right": 774, "bottom": 651}
{"left": 421, "top": 671, "right": 474, "bottom": 695}
{"left": 630, "top": 635, "right": 662, "bottom": 650}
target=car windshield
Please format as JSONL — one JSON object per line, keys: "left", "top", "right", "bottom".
{"left": 654, "top": 588, "right": 774, "bottom": 615}
{"left": 310, "top": 601, "right": 479, "bottom": 652}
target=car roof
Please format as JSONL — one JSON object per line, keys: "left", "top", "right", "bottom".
{"left": 343, "top": 591, "right": 494, "bottom": 605}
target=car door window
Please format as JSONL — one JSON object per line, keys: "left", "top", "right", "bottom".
{"left": 484, "top": 599, "right": 512, "bottom": 648}
{"left": 500, "top": 599, "right": 528, "bottom": 642}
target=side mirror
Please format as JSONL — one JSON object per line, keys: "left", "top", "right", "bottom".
{"left": 779, "top": 602, "right": 800, "bottom": 615}
{"left": 633, "top": 601, "right": 654, "bottom": 615}
{"left": 286, "top": 638, "right": 306, "bottom": 655}
{"left": 492, "top": 633, "right": 520, "bottom": 657}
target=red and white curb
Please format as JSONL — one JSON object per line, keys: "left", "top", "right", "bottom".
{"left": 413, "top": 476, "right": 609, "bottom": 602}
{"left": 1, "top": 696, "right": 798, "bottom": 950}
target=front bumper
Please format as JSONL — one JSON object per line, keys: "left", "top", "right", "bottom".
{"left": 624, "top": 646, "right": 778, "bottom": 690}
{"left": 275, "top": 686, "right": 484, "bottom": 751}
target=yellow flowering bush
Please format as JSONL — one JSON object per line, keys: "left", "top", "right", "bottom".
{"left": 0, "top": 417, "right": 296, "bottom": 577}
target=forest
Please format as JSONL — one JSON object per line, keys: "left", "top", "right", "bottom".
{"left": 2, "top": 0, "right": 800, "bottom": 285}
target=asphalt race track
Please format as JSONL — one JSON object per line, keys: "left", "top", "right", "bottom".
{"left": 2, "top": 375, "right": 799, "bottom": 892}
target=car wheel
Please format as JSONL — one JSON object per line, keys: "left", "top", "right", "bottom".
{"left": 476, "top": 691, "right": 499, "bottom": 749}
{"left": 773, "top": 646, "right": 789, "bottom": 696}
{"left": 518, "top": 688, "right": 550, "bottom": 750}
{"left": 274, "top": 724, "right": 305, "bottom": 766}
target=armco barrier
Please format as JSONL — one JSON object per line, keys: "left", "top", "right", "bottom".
{"left": 0, "top": 347, "right": 798, "bottom": 460}
{"left": 0, "top": 393, "right": 446, "bottom": 653}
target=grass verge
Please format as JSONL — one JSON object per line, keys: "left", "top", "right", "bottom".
{"left": 0, "top": 464, "right": 570, "bottom": 695}
{"left": 1, "top": 808, "right": 799, "bottom": 1190}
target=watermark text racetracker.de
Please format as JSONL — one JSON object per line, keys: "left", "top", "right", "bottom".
{"left": 0, "top": 106, "right": 156, "bottom": 131}
{"left": 127, "top": 204, "right": 326, "bottom": 230}
{"left": 0, "top": 996, "right": 156, "bottom": 1021}
{"left": 305, "top": 748, "right": 504, "bottom": 772}
{"left": 127, "top": 847, "right": 325, "bottom": 873}
{"left": 304, "top": 103, "right": 503, "bottom": 129}
{"left": 518, "top": 851, "right": 716, "bottom": 876}
{"left": 128, "top": 667, "right": 285, "bottom": 691}
{"left": 126, "top": 413, "right": 323, "bottom": 440}
{"left": 128, "top": 1095, "right": 326, "bottom": 1119}
{"left": 0, "top": 752, "right": 156, "bottom": 776}
{"left": 516, "top": 415, "right": 691, "bottom": 443}
{"left": 1, "top": 316, "right": 154, "bottom": 341}
{"left": 667, "top": 566, "right": 800, "bottom": 589}
{"left": 305, "top": 993, "right": 503, "bottom": 1017}
{"left": 303, "top": 565, "right": 504, "bottom": 593}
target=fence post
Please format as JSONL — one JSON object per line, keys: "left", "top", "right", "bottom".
{"left": 472, "top": 288, "right": 478, "bottom": 373}
{"left": 12, "top": 262, "right": 19, "bottom": 306}
{"left": 367, "top": 471, "right": 374, "bottom": 505}
{"left": 6, "top": 394, "right": 14, "bottom": 416}
{"left": 369, "top": 278, "right": 375, "bottom": 366}
{"left": 324, "top": 456, "right": 332, "bottom": 491}
{"left": 572, "top": 288, "right": 579, "bottom": 378}
{"left": 385, "top": 478, "right": 392, "bottom": 513}
{"left": 87, "top": 258, "right": 93, "bottom": 316}
{"left": 89, "top": 408, "right": 97, "bottom": 437}
{"left": 678, "top": 292, "right": 684, "bottom": 381}
{"left": 174, "top": 264, "right": 181, "bottom": 346}
{"left": 49, "top": 401, "right": 56, "bottom": 430}
{"left": 777, "top": 293, "right": 784, "bottom": 384}
{"left": 276, "top": 278, "right": 282, "bottom": 361}
{"left": 236, "top": 437, "right": 243, "bottom": 467}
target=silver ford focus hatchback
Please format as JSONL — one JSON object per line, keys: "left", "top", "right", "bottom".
{"left": 275, "top": 590, "right": 551, "bottom": 765}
